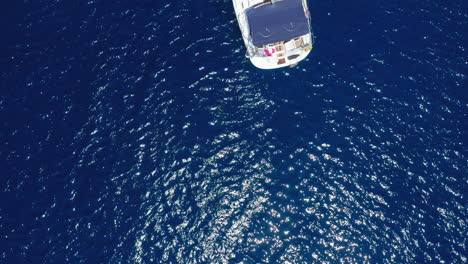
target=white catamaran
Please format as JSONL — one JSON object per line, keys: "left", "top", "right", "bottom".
{"left": 233, "top": 0, "right": 314, "bottom": 69}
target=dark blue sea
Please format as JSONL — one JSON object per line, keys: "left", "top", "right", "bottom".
{"left": 1, "top": 0, "right": 466, "bottom": 263}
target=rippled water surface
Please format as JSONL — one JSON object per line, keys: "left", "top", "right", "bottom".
{"left": 1, "top": 0, "right": 466, "bottom": 263}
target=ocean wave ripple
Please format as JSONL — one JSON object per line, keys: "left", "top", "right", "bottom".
{"left": 0, "top": 0, "right": 466, "bottom": 264}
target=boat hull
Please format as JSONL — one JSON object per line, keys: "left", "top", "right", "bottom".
{"left": 233, "top": 0, "right": 314, "bottom": 69}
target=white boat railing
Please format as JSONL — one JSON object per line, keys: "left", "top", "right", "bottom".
{"left": 247, "top": 37, "right": 312, "bottom": 58}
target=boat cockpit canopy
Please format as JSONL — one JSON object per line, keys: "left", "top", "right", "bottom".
{"left": 246, "top": 0, "right": 309, "bottom": 46}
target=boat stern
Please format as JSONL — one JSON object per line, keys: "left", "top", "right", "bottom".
{"left": 248, "top": 35, "right": 313, "bottom": 70}
{"left": 250, "top": 45, "right": 312, "bottom": 70}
